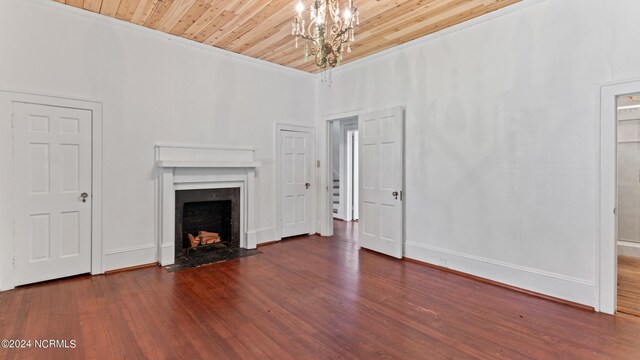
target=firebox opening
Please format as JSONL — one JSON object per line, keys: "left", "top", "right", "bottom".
{"left": 182, "top": 200, "right": 233, "bottom": 250}
{"left": 174, "top": 187, "right": 241, "bottom": 262}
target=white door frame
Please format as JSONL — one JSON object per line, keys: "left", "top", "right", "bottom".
{"left": 598, "top": 78, "right": 640, "bottom": 314}
{"left": 275, "top": 123, "right": 316, "bottom": 240}
{"left": 344, "top": 124, "right": 358, "bottom": 222}
{"left": 0, "top": 90, "right": 103, "bottom": 291}
{"left": 321, "top": 109, "right": 366, "bottom": 236}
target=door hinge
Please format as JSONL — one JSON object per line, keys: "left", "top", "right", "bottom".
{"left": 11, "top": 112, "right": 15, "bottom": 128}
{"left": 12, "top": 257, "right": 16, "bottom": 269}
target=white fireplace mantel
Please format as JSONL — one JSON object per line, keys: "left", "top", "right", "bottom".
{"left": 155, "top": 145, "right": 261, "bottom": 266}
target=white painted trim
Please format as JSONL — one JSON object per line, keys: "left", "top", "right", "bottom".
{"left": 340, "top": 120, "right": 358, "bottom": 221}
{"left": 157, "top": 167, "right": 258, "bottom": 265}
{"left": 104, "top": 244, "right": 156, "bottom": 256}
{"left": 344, "top": 125, "right": 359, "bottom": 222}
{"left": 618, "top": 240, "right": 640, "bottom": 258}
{"left": 16, "top": 0, "right": 314, "bottom": 80}
{"left": 598, "top": 79, "right": 640, "bottom": 314}
{"left": 156, "top": 161, "right": 261, "bottom": 168}
{"left": 327, "top": 0, "right": 549, "bottom": 76}
{"left": 253, "top": 226, "right": 277, "bottom": 244}
{"left": 0, "top": 90, "right": 104, "bottom": 291}
{"left": 275, "top": 124, "right": 316, "bottom": 240}
{"left": 103, "top": 245, "right": 156, "bottom": 272}
{"left": 155, "top": 144, "right": 256, "bottom": 151}
{"left": 405, "top": 241, "right": 595, "bottom": 307}
{"left": 322, "top": 108, "right": 367, "bottom": 122}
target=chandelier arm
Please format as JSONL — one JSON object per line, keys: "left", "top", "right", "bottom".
{"left": 291, "top": 0, "right": 359, "bottom": 69}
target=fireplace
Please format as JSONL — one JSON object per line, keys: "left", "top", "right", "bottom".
{"left": 175, "top": 188, "right": 240, "bottom": 260}
{"left": 155, "top": 145, "right": 261, "bottom": 267}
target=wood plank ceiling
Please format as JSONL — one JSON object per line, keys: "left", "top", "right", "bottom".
{"left": 56, "top": 0, "right": 521, "bottom": 73}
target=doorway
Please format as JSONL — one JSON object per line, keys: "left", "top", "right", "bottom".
{"left": 325, "top": 107, "right": 405, "bottom": 258}
{"left": 616, "top": 92, "right": 640, "bottom": 316}
{"left": 330, "top": 117, "right": 359, "bottom": 223}
{"left": 329, "top": 117, "right": 359, "bottom": 244}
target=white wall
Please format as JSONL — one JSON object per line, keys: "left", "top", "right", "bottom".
{"left": 0, "top": 0, "right": 315, "bottom": 288}
{"left": 317, "top": 0, "right": 640, "bottom": 307}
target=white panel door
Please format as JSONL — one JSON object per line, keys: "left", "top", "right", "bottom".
{"left": 13, "top": 102, "right": 92, "bottom": 286}
{"left": 359, "top": 107, "right": 404, "bottom": 258}
{"left": 281, "top": 130, "right": 312, "bottom": 237}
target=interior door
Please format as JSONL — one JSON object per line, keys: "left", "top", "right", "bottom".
{"left": 281, "top": 130, "right": 312, "bottom": 237}
{"left": 13, "top": 102, "right": 92, "bottom": 286}
{"left": 359, "top": 107, "right": 404, "bottom": 258}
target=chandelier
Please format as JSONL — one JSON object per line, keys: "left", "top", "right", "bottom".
{"left": 291, "top": 0, "right": 359, "bottom": 69}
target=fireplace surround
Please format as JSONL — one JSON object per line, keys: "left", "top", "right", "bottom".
{"left": 156, "top": 145, "right": 261, "bottom": 266}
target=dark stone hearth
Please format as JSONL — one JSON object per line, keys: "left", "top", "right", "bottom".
{"left": 164, "top": 247, "right": 262, "bottom": 272}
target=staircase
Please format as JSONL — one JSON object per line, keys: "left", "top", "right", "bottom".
{"left": 332, "top": 171, "right": 340, "bottom": 216}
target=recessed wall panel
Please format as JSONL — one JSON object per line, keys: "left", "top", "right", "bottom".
{"left": 60, "top": 211, "right": 80, "bottom": 257}
{"left": 60, "top": 144, "right": 80, "bottom": 192}
{"left": 29, "top": 115, "right": 49, "bottom": 133}
{"left": 297, "top": 195, "right": 306, "bottom": 222}
{"left": 363, "top": 145, "right": 376, "bottom": 189}
{"left": 60, "top": 117, "right": 80, "bottom": 135}
{"left": 380, "top": 143, "right": 394, "bottom": 190}
{"left": 29, "top": 143, "right": 50, "bottom": 194}
{"left": 29, "top": 214, "right": 51, "bottom": 261}
{"left": 380, "top": 204, "right": 395, "bottom": 241}
{"left": 363, "top": 202, "right": 378, "bottom": 236}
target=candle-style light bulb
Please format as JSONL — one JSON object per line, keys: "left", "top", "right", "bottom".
{"left": 296, "top": 1, "right": 304, "bottom": 15}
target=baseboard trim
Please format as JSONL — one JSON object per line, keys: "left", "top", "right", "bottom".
{"left": 104, "top": 244, "right": 157, "bottom": 272}
{"left": 402, "top": 257, "right": 594, "bottom": 312}
{"left": 104, "top": 262, "right": 158, "bottom": 275}
{"left": 254, "top": 226, "right": 276, "bottom": 245}
{"left": 404, "top": 241, "right": 595, "bottom": 308}
{"left": 618, "top": 240, "right": 640, "bottom": 258}
{"left": 257, "top": 240, "right": 279, "bottom": 247}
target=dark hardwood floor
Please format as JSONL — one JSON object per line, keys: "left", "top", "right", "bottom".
{"left": 618, "top": 255, "right": 640, "bottom": 317}
{"left": 2, "top": 221, "right": 640, "bottom": 359}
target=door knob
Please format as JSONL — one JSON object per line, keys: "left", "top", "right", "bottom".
{"left": 305, "top": 183, "right": 311, "bottom": 189}
{"left": 80, "top": 192, "right": 89, "bottom": 203}
{"left": 392, "top": 191, "right": 399, "bottom": 199}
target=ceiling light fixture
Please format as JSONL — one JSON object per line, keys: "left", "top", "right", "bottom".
{"left": 292, "top": 0, "right": 359, "bottom": 70}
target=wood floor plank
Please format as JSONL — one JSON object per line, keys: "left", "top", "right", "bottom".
{"left": 1, "top": 221, "right": 640, "bottom": 359}
{"left": 618, "top": 255, "right": 640, "bottom": 317}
